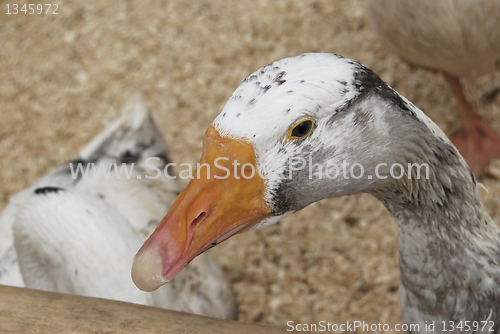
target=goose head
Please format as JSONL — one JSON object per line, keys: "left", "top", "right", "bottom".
{"left": 132, "top": 53, "right": 469, "bottom": 291}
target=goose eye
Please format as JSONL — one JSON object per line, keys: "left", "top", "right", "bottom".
{"left": 289, "top": 119, "right": 314, "bottom": 139}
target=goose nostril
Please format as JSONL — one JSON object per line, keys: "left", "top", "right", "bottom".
{"left": 190, "top": 211, "right": 207, "bottom": 232}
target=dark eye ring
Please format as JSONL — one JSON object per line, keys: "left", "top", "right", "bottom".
{"left": 288, "top": 119, "right": 314, "bottom": 139}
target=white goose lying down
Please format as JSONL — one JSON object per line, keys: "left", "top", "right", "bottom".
{"left": 132, "top": 54, "right": 500, "bottom": 331}
{"left": 0, "top": 98, "right": 237, "bottom": 320}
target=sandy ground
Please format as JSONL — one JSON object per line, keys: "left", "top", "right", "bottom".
{"left": 1, "top": 0, "right": 500, "bottom": 332}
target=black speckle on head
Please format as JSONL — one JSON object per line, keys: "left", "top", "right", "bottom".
{"left": 223, "top": 113, "right": 226, "bottom": 117}
{"left": 351, "top": 62, "right": 415, "bottom": 118}
{"left": 34, "top": 187, "right": 65, "bottom": 195}
{"left": 273, "top": 71, "right": 286, "bottom": 85}
{"left": 249, "top": 98, "right": 256, "bottom": 105}
{"left": 287, "top": 90, "right": 294, "bottom": 94}
{"left": 253, "top": 134, "right": 256, "bottom": 138}
{"left": 236, "top": 113, "right": 241, "bottom": 117}
{"left": 244, "top": 74, "right": 258, "bottom": 83}
{"left": 337, "top": 80, "right": 347, "bottom": 86}
{"left": 300, "top": 80, "right": 305, "bottom": 83}
{"left": 270, "top": 174, "right": 296, "bottom": 216}
{"left": 284, "top": 108, "right": 291, "bottom": 114}
{"left": 263, "top": 85, "right": 272, "bottom": 93}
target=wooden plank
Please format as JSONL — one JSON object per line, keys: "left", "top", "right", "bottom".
{"left": 0, "top": 285, "right": 287, "bottom": 334}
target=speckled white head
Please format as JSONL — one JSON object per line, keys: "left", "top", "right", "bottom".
{"left": 214, "top": 54, "right": 361, "bottom": 215}
{"left": 214, "top": 53, "right": 359, "bottom": 139}
{"left": 212, "top": 53, "right": 453, "bottom": 219}
{"left": 133, "top": 53, "right": 473, "bottom": 293}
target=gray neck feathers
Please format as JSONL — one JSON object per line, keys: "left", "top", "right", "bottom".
{"left": 365, "top": 94, "right": 500, "bottom": 326}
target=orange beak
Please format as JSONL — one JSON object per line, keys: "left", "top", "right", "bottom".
{"left": 132, "top": 126, "right": 271, "bottom": 291}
